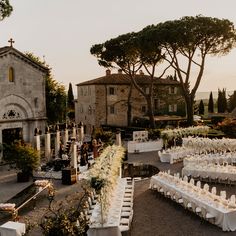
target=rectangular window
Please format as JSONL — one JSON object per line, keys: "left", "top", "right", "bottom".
{"left": 154, "top": 99, "right": 160, "bottom": 110}
{"left": 169, "top": 104, "right": 177, "bottom": 112}
{"left": 141, "top": 106, "right": 146, "bottom": 113}
{"left": 110, "top": 105, "right": 115, "bottom": 114}
{"left": 109, "top": 87, "right": 115, "bottom": 95}
{"left": 169, "top": 86, "right": 177, "bottom": 94}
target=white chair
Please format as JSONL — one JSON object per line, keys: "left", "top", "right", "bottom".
{"left": 201, "top": 207, "right": 215, "bottom": 224}
{"left": 183, "top": 198, "right": 192, "bottom": 210}
{"left": 220, "top": 191, "right": 227, "bottom": 199}
{"left": 175, "top": 193, "right": 183, "bottom": 205}
{"left": 230, "top": 194, "right": 236, "bottom": 203}
{"left": 196, "top": 181, "right": 201, "bottom": 188}
{"left": 191, "top": 201, "right": 201, "bottom": 215}
{"left": 203, "top": 183, "right": 209, "bottom": 192}
{"left": 211, "top": 187, "right": 217, "bottom": 195}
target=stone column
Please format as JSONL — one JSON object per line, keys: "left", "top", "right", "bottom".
{"left": 55, "top": 125, "right": 60, "bottom": 158}
{"left": 79, "top": 122, "right": 84, "bottom": 142}
{"left": 71, "top": 140, "right": 78, "bottom": 182}
{"left": 115, "top": 130, "right": 122, "bottom": 146}
{"left": 63, "top": 125, "right": 69, "bottom": 146}
{"left": 34, "top": 128, "right": 41, "bottom": 152}
{"left": 45, "top": 126, "right": 51, "bottom": 161}
{"left": 72, "top": 123, "right": 76, "bottom": 139}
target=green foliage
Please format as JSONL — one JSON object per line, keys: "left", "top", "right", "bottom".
{"left": 217, "top": 88, "right": 227, "bottom": 113}
{"left": 198, "top": 100, "right": 205, "bottom": 115}
{"left": 208, "top": 91, "right": 214, "bottom": 113}
{"left": 3, "top": 142, "right": 40, "bottom": 174}
{"left": 90, "top": 177, "right": 105, "bottom": 192}
{"left": 207, "top": 128, "right": 225, "bottom": 139}
{"left": 0, "top": 0, "right": 13, "bottom": 20}
{"left": 153, "top": 16, "right": 236, "bottom": 125}
{"left": 93, "top": 128, "right": 113, "bottom": 145}
{"left": 25, "top": 52, "right": 67, "bottom": 124}
{"left": 91, "top": 15, "right": 236, "bottom": 126}
{"left": 148, "top": 129, "right": 161, "bottom": 140}
{"left": 211, "top": 116, "right": 226, "bottom": 125}
{"left": 228, "top": 90, "right": 236, "bottom": 112}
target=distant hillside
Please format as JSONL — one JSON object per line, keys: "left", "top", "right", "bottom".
{"left": 195, "top": 91, "right": 234, "bottom": 101}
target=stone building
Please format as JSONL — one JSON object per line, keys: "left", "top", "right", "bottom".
{"left": 75, "top": 69, "right": 185, "bottom": 134}
{"left": 0, "top": 44, "right": 48, "bottom": 159}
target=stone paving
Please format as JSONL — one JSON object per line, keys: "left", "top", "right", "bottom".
{"left": 1, "top": 151, "right": 236, "bottom": 235}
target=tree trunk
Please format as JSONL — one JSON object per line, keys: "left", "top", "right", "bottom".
{"left": 147, "top": 96, "right": 156, "bottom": 128}
{"left": 127, "top": 84, "right": 133, "bottom": 126}
{"left": 186, "top": 97, "right": 194, "bottom": 126}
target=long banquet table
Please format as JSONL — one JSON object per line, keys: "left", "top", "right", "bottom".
{"left": 182, "top": 164, "right": 236, "bottom": 182}
{"left": 150, "top": 175, "right": 236, "bottom": 231}
{"left": 87, "top": 178, "right": 132, "bottom": 236}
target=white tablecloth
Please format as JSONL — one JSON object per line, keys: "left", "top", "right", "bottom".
{"left": 128, "top": 140, "right": 163, "bottom": 153}
{"left": 182, "top": 165, "right": 236, "bottom": 181}
{"left": 150, "top": 175, "right": 236, "bottom": 231}
{"left": 0, "top": 221, "right": 25, "bottom": 236}
{"left": 88, "top": 178, "right": 132, "bottom": 236}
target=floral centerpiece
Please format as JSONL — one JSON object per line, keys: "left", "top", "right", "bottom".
{"left": 34, "top": 180, "right": 50, "bottom": 187}
{"left": 0, "top": 203, "right": 16, "bottom": 211}
{"left": 161, "top": 126, "right": 210, "bottom": 144}
{"left": 88, "top": 145, "right": 125, "bottom": 225}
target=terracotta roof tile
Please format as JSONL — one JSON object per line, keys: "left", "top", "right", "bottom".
{"left": 77, "top": 73, "right": 179, "bottom": 86}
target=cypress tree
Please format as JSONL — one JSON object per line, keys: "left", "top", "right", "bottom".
{"left": 208, "top": 91, "right": 214, "bottom": 113}
{"left": 218, "top": 89, "right": 223, "bottom": 113}
{"left": 199, "top": 100, "right": 205, "bottom": 115}
{"left": 228, "top": 91, "right": 236, "bottom": 112}
{"left": 222, "top": 88, "right": 227, "bottom": 112}
{"left": 67, "top": 83, "right": 74, "bottom": 110}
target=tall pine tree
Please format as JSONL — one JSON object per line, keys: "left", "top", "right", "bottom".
{"left": 199, "top": 100, "right": 205, "bottom": 115}
{"left": 208, "top": 92, "right": 214, "bottom": 113}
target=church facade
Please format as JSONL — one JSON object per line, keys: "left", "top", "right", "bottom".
{"left": 0, "top": 45, "right": 48, "bottom": 160}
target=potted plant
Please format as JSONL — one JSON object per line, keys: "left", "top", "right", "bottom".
{"left": 3, "top": 142, "right": 40, "bottom": 182}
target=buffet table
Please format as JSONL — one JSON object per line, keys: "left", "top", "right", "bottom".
{"left": 150, "top": 174, "right": 236, "bottom": 231}
{"left": 128, "top": 140, "right": 163, "bottom": 153}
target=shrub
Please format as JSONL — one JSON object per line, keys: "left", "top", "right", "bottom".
{"left": 218, "top": 118, "right": 236, "bottom": 138}
{"left": 3, "top": 142, "right": 40, "bottom": 175}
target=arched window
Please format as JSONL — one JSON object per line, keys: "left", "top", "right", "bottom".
{"left": 8, "top": 67, "right": 14, "bottom": 82}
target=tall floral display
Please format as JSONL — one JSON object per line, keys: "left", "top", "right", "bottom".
{"left": 89, "top": 145, "right": 125, "bottom": 225}
{"left": 161, "top": 126, "right": 210, "bottom": 148}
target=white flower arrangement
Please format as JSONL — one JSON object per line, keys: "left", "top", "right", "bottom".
{"left": 0, "top": 203, "right": 16, "bottom": 211}
{"left": 34, "top": 180, "right": 50, "bottom": 187}
{"left": 89, "top": 145, "right": 125, "bottom": 224}
{"left": 161, "top": 126, "right": 210, "bottom": 142}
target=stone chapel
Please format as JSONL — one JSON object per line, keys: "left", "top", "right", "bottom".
{"left": 0, "top": 42, "right": 48, "bottom": 160}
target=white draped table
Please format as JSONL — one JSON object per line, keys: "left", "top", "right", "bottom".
{"left": 159, "top": 147, "right": 194, "bottom": 164}
{"left": 150, "top": 175, "right": 236, "bottom": 231}
{"left": 0, "top": 221, "right": 25, "bottom": 236}
{"left": 88, "top": 178, "right": 132, "bottom": 236}
{"left": 182, "top": 164, "right": 236, "bottom": 182}
{"left": 128, "top": 140, "right": 163, "bottom": 153}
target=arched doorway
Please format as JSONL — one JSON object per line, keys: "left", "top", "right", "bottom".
{"left": 2, "top": 128, "right": 23, "bottom": 145}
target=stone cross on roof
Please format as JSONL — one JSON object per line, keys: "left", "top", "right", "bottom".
{"left": 8, "top": 38, "right": 15, "bottom": 47}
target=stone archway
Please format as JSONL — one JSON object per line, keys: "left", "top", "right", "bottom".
{"left": 0, "top": 94, "right": 33, "bottom": 119}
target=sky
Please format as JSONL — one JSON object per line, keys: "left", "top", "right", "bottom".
{"left": 1, "top": 0, "right": 236, "bottom": 96}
